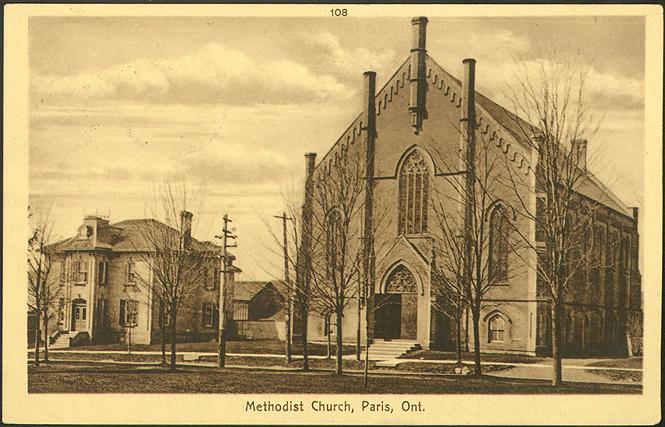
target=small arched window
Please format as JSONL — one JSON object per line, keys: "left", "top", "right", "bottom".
{"left": 398, "top": 150, "right": 430, "bottom": 235}
{"left": 489, "top": 205, "right": 510, "bottom": 282}
{"left": 488, "top": 315, "right": 505, "bottom": 343}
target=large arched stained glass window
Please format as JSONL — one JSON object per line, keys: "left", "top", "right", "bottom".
{"left": 398, "top": 150, "right": 430, "bottom": 235}
{"left": 489, "top": 205, "right": 509, "bottom": 282}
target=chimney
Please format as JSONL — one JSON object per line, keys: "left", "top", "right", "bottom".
{"left": 181, "top": 210, "right": 193, "bottom": 247}
{"left": 82, "top": 215, "right": 110, "bottom": 245}
{"left": 305, "top": 152, "right": 317, "bottom": 177}
{"left": 572, "top": 139, "right": 588, "bottom": 170}
{"left": 461, "top": 58, "right": 477, "bottom": 168}
{"left": 461, "top": 58, "right": 477, "bottom": 272}
{"left": 632, "top": 207, "right": 639, "bottom": 223}
{"left": 362, "top": 71, "right": 377, "bottom": 340}
{"left": 409, "top": 16, "right": 428, "bottom": 134}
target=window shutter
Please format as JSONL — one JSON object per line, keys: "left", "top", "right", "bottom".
{"left": 125, "top": 261, "right": 129, "bottom": 283}
{"left": 119, "top": 300, "right": 126, "bottom": 326}
{"left": 213, "top": 305, "right": 219, "bottom": 329}
{"left": 104, "top": 262, "right": 109, "bottom": 284}
{"left": 202, "top": 303, "right": 206, "bottom": 327}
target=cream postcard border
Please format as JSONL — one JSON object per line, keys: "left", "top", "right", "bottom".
{"left": 3, "top": 4, "right": 662, "bottom": 425}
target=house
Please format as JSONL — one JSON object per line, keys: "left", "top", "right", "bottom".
{"left": 295, "top": 17, "right": 641, "bottom": 357}
{"left": 45, "top": 213, "right": 240, "bottom": 347}
{"left": 231, "top": 281, "right": 285, "bottom": 340}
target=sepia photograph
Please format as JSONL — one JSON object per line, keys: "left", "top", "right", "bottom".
{"left": 3, "top": 3, "right": 662, "bottom": 425}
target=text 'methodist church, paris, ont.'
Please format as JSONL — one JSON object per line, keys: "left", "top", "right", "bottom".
{"left": 293, "top": 16, "right": 641, "bottom": 358}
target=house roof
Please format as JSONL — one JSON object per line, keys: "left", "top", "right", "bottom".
{"left": 232, "top": 281, "right": 273, "bottom": 301}
{"left": 51, "top": 217, "right": 234, "bottom": 257}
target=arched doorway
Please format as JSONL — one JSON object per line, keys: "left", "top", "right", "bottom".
{"left": 71, "top": 298, "right": 87, "bottom": 331}
{"left": 375, "top": 265, "right": 418, "bottom": 340}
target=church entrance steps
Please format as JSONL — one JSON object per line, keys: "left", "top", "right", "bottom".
{"left": 361, "top": 339, "right": 422, "bottom": 361}
{"left": 50, "top": 332, "right": 71, "bottom": 349}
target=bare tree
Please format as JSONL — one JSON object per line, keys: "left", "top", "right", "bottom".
{"left": 427, "top": 127, "right": 518, "bottom": 377}
{"left": 132, "top": 183, "right": 211, "bottom": 371}
{"left": 429, "top": 241, "right": 467, "bottom": 367}
{"left": 307, "top": 147, "right": 367, "bottom": 376}
{"left": 501, "top": 58, "right": 602, "bottom": 385}
{"left": 27, "top": 204, "right": 60, "bottom": 366}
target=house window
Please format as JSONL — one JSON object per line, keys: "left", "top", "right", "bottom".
{"left": 120, "top": 299, "right": 139, "bottom": 326}
{"left": 126, "top": 259, "right": 136, "bottom": 285}
{"left": 398, "top": 149, "right": 430, "bottom": 235}
{"left": 97, "top": 261, "right": 108, "bottom": 286}
{"left": 233, "top": 301, "right": 249, "bottom": 320}
{"left": 489, "top": 205, "right": 510, "bottom": 282}
{"left": 74, "top": 260, "right": 88, "bottom": 284}
{"left": 488, "top": 315, "right": 505, "bottom": 343}
{"left": 59, "top": 261, "right": 66, "bottom": 285}
{"left": 202, "top": 302, "right": 215, "bottom": 328}
{"left": 96, "top": 299, "right": 106, "bottom": 327}
{"left": 58, "top": 298, "right": 65, "bottom": 322}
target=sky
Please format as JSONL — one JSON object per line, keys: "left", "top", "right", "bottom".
{"left": 28, "top": 15, "right": 645, "bottom": 281}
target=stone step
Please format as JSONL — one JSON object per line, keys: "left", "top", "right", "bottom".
{"left": 360, "top": 340, "right": 422, "bottom": 361}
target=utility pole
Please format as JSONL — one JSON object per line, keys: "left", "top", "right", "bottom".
{"left": 274, "top": 212, "right": 293, "bottom": 363}
{"left": 215, "top": 214, "right": 236, "bottom": 368}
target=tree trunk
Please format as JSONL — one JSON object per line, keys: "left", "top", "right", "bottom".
{"left": 301, "top": 303, "right": 309, "bottom": 371}
{"left": 464, "top": 306, "right": 470, "bottom": 352}
{"left": 326, "top": 319, "right": 331, "bottom": 360}
{"left": 169, "top": 301, "right": 177, "bottom": 371}
{"left": 472, "top": 308, "right": 482, "bottom": 376}
{"left": 34, "top": 308, "right": 41, "bottom": 367}
{"left": 363, "top": 296, "right": 372, "bottom": 388}
{"left": 160, "top": 302, "right": 166, "bottom": 365}
{"left": 455, "top": 314, "right": 462, "bottom": 366}
{"left": 356, "top": 300, "right": 362, "bottom": 361}
{"left": 335, "top": 309, "right": 344, "bottom": 375}
{"left": 43, "top": 312, "right": 49, "bottom": 363}
{"left": 551, "top": 302, "right": 563, "bottom": 386}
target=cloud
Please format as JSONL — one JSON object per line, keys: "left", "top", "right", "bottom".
{"left": 300, "top": 32, "right": 398, "bottom": 81}
{"left": 31, "top": 43, "right": 352, "bottom": 106}
{"left": 585, "top": 67, "right": 644, "bottom": 110}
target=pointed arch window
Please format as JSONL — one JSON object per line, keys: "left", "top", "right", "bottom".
{"left": 398, "top": 150, "right": 430, "bottom": 235}
{"left": 489, "top": 205, "right": 510, "bottom": 282}
{"left": 385, "top": 264, "right": 417, "bottom": 293}
{"left": 488, "top": 314, "right": 505, "bottom": 342}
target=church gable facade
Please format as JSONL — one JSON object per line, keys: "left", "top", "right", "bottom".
{"left": 299, "top": 17, "right": 640, "bottom": 357}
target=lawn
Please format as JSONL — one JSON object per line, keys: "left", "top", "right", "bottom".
{"left": 53, "top": 340, "right": 357, "bottom": 355}
{"left": 587, "top": 358, "right": 642, "bottom": 369}
{"left": 28, "top": 363, "right": 641, "bottom": 394}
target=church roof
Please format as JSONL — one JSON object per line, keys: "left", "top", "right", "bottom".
{"left": 313, "top": 53, "right": 634, "bottom": 219}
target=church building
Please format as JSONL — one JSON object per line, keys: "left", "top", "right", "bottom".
{"left": 297, "top": 17, "right": 641, "bottom": 357}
